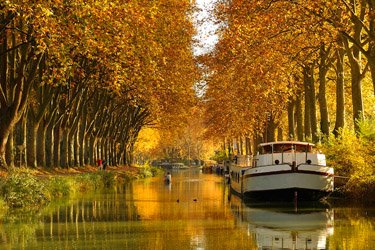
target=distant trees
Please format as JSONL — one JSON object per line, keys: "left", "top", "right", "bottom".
{"left": 0, "top": 0, "right": 198, "bottom": 170}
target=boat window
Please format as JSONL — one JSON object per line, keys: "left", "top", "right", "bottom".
{"left": 260, "top": 143, "right": 316, "bottom": 154}
{"left": 282, "top": 144, "right": 294, "bottom": 152}
{"left": 260, "top": 145, "right": 272, "bottom": 154}
{"left": 295, "top": 144, "right": 307, "bottom": 152}
{"left": 273, "top": 144, "right": 284, "bottom": 153}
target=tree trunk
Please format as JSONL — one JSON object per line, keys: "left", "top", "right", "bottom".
{"left": 318, "top": 45, "right": 330, "bottom": 136}
{"left": 79, "top": 127, "right": 85, "bottom": 166}
{"left": 308, "top": 66, "right": 319, "bottom": 143}
{"left": 334, "top": 39, "right": 346, "bottom": 137}
{"left": 27, "top": 113, "right": 38, "bottom": 168}
{"left": 255, "top": 133, "right": 263, "bottom": 153}
{"left": 239, "top": 137, "right": 243, "bottom": 155}
{"left": 5, "top": 128, "right": 14, "bottom": 168}
{"left": 227, "top": 138, "right": 232, "bottom": 157}
{"left": 74, "top": 130, "right": 80, "bottom": 166}
{"left": 60, "top": 129, "right": 69, "bottom": 168}
{"left": 0, "top": 121, "right": 11, "bottom": 170}
{"left": 22, "top": 113, "right": 27, "bottom": 167}
{"left": 46, "top": 124, "right": 54, "bottom": 168}
{"left": 303, "top": 67, "right": 312, "bottom": 140}
{"left": 245, "top": 137, "right": 251, "bottom": 155}
{"left": 89, "top": 135, "right": 96, "bottom": 166}
{"left": 53, "top": 122, "right": 62, "bottom": 167}
{"left": 266, "top": 114, "right": 276, "bottom": 143}
{"left": 68, "top": 130, "right": 74, "bottom": 167}
{"left": 349, "top": 47, "right": 364, "bottom": 133}
{"left": 38, "top": 123, "right": 47, "bottom": 167}
{"left": 277, "top": 127, "right": 283, "bottom": 141}
{"left": 287, "top": 100, "right": 295, "bottom": 140}
{"left": 343, "top": 21, "right": 364, "bottom": 133}
{"left": 295, "top": 94, "right": 304, "bottom": 141}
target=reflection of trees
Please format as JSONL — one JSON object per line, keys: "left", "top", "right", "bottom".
{"left": 327, "top": 208, "right": 375, "bottom": 250}
{"left": 43, "top": 190, "right": 139, "bottom": 224}
{"left": 0, "top": 183, "right": 142, "bottom": 249}
{"left": 0, "top": 210, "right": 44, "bottom": 247}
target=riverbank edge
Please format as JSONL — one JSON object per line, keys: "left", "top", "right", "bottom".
{"left": 0, "top": 165, "right": 163, "bottom": 210}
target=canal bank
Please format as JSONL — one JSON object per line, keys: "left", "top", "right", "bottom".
{"left": 0, "top": 165, "right": 162, "bottom": 210}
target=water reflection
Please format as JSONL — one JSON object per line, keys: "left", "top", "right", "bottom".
{"left": 0, "top": 170, "right": 374, "bottom": 249}
{"left": 230, "top": 195, "right": 334, "bottom": 250}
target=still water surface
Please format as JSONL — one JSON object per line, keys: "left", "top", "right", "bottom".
{"left": 0, "top": 169, "right": 374, "bottom": 249}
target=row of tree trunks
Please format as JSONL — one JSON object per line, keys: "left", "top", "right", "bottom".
{"left": 3, "top": 82, "right": 151, "bottom": 168}
{"left": 6, "top": 109, "right": 147, "bottom": 168}
{"left": 223, "top": 136, "right": 254, "bottom": 158}
{"left": 285, "top": 36, "right": 348, "bottom": 142}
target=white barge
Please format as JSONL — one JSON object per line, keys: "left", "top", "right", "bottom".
{"left": 230, "top": 141, "right": 334, "bottom": 201}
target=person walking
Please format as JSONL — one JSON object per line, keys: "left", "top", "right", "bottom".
{"left": 97, "top": 159, "right": 103, "bottom": 170}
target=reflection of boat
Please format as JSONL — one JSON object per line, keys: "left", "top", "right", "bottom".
{"left": 230, "top": 141, "right": 334, "bottom": 201}
{"left": 230, "top": 196, "right": 334, "bottom": 250}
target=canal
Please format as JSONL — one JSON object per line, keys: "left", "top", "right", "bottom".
{"left": 0, "top": 169, "right": 374, "bottom": 249}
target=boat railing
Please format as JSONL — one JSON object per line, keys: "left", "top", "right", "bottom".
{"left": 255, "top": 152, "right": 326, "bottom": 168}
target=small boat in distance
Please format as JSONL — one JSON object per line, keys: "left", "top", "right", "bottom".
{"left": 159, "top": 162, "right": 189, "bottom": 170}
{"left": 230, "top": 141, "right": 334, "bottom": 201}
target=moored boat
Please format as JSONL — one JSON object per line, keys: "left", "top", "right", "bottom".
{"left": 230, "top": 141, "right": 334, "bottom": 201}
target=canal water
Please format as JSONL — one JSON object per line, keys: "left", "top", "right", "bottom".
{"left": 0, "top": 169, "right": 374, "bottom": 249}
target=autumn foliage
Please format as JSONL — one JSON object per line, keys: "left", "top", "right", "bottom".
{"left": 0, "top": 0, "right": 198, "bottom": 169}
{"left": 202, "top": 0, "right": 374, "bottom": 143}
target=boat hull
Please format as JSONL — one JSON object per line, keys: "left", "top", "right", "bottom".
{"left": 231, "top": 186, "right": 330, "bottom": 201}
{"left": 230, "top": 164, "right": 334, "bottom": 201}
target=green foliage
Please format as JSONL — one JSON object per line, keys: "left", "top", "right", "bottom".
{"left": 345, "top": 175, "right": 375, "bottom": 201}
{"left": 136, "top": 163, "right": 162, "bottom": 178}
{"left": 73, "top": 173, "right": 103, "bottom": 193}
{"left": 0, "top": 198, "right": 6, "bottom": 209}
{"left": 358, "top": 116, "right": 375, "bottom": 141}
{"left": 210, "top": 150, "right": 227, "bottom": 163}
{"left": 47, "top": 177, "right": 72, "bottom": 198}
{"left": 0, "top": 168, "right": 150, "bottom": 209}
{"left": 149, "top": 165, "right": 163, "bottom": 176}
{"left": 320, "top": 123, "right": 375, "bottom": 201}
{"left": 69, "top": 172, "right": 117, "bottom": 193}
{"left": 0, "top": 173, "right": 50, "bottom": 208}
{"left": 139, "top": 167, "right": 154, "bottom": 178}
{"left": 99, "top": 171, "right": 115, "bottom": 188}
{"left": 321, "top": 130, "right": 366, "bottom": 176}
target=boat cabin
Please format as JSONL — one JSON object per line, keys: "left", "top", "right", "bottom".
{"left": 259, "top": 141, "right": 315, "bottom": 155}
{"left": 256, "top": 141, "right": 325, "bottom": 167}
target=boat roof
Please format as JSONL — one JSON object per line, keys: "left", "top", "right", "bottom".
{"left": 258, "top": 141, "right": 315, "bottom": 147}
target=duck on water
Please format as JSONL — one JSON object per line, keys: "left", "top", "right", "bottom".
{"left": 229, "top": 141, "right": 334, "bottom": 201}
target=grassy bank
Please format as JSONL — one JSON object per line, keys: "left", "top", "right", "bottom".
{"left": 0, "top": 164, "right": 162, "bottom": 210}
